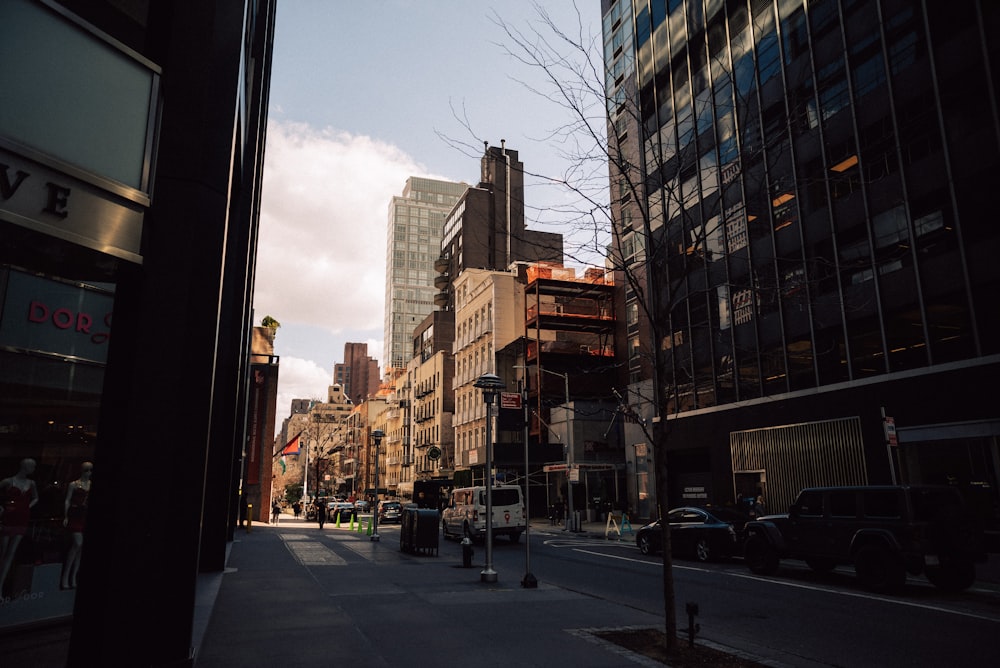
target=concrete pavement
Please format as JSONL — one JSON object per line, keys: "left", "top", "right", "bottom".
{"left": 192, "top": 512, "right": 1000, "bottom": 667}
{"left": 193, "top": 513, "right": 674, "bottom": 667}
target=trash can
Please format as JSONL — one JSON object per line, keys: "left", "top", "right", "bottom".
{"left": 400, "top": 506, "right": 439, "bottom": 556}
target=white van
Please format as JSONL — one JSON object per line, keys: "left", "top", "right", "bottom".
{"left": 441, "top": 485, "right": 526, "bottom": 542}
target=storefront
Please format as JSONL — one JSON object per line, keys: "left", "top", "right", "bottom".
{"left": 1, "top": 1, "right": 276, "bottom": 664}
{"left": 0, "top": 0, "right": 156, "bottom": 631}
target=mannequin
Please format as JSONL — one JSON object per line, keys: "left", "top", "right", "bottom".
{"left": 62, "top": 462, "right": 92, "bottom": 590}
{"left": 0, "top": 458, "right": 40, "bottom": 592}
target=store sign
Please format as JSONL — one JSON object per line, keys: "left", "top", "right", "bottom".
{"left": 0, "top": 0, "right": 158, "bottom": 263}
{"left": 0, "top": 269, "right": 113, "bottom": 364}
{"left": 0, "top": 148, "right": 143, "bottom": 262}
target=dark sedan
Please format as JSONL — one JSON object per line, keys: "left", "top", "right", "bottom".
{"left": 636, "top": 505, "right": 752, "bottom": 562}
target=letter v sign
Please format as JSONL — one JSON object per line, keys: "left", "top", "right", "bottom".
{"left": 0, "top": 163, "right": 30, "bottom": 200}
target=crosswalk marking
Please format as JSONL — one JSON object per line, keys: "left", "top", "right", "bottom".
{"left": 281, "top": 536, "right": 348, "bottom": 566}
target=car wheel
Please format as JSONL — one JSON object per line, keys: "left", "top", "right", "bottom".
{"left": 926, "top": 559, "right": 975, "bottom": 592}
{"left": 744, "top": 535, "right": 779, "bottom": 575}
{"left": 805, "top": 557, "right": 837, "bottom": 573}
{"left": 441, "top": 520, "right": 450, "bottom": 540}
{"left": 854, "top": 545, "right": 906, "bottom": 593}
{"left": 637, "top": 533, "right": 655, "bottom": 555}
{"left": 694, "top": 538, "right": 711, "bottom": 562}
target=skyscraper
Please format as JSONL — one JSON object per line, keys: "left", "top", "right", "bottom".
{"left": 384, "top": 177, "right": 468, "bottom": 371}
{"left": 602, "top": 0, "right": 1000, "bottom": 518}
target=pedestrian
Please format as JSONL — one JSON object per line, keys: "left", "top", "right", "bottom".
{"left": 271, "top": 499, "right": 281, "bottom": 524}
{"left": 292, "top": 501, "right": 301, "bottom": 519}
{"left": 315, "top": 498, "right": 327, "bottom": 529}
{"left": 753, "top": 495, "right": 766, "bottom": 518}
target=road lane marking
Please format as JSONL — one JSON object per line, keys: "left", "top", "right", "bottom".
{"left": 563, "top": 545, "right": 1000, "bottom": 624}
{"left": 724, "top": 571, "right": 1000, "bottom": 622}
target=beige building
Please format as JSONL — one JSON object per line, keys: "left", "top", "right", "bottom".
{"left": 410, "top": 349, "right": 454, "bottom": 482}
{"left": 378, "top": 371, "right": 408, "bottom": 500}
{"left": 452, "top": 268, "right": 525, "bottom": 484}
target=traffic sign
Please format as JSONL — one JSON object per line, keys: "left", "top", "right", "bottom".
{"left": 884, "top": 416, "right": 897, "bottom": 446}
{"left": 500, "top": 392, "right": 522, "bottom": 409}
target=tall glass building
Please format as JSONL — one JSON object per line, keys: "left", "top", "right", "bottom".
{"left": 384, "top": 177, "right": 467, "bottom": 371}
{"left": 603, "top": 0, "right": 1000, "bottom": 524}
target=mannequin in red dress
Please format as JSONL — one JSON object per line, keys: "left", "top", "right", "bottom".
{"left": 0, "top": 458, "right": 40, "bottom": 591}
{"left": 62, "top": 462, "right": 92, "bottom": 590}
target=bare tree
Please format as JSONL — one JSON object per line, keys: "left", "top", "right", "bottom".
{"left": 446, "top": 0, "right": 818, "bottom": 656}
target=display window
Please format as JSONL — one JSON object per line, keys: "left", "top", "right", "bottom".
{"left": 0, "top": 221, "right": 118, "bottom": 627}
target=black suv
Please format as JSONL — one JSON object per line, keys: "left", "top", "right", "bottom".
{"left": 743, "top": 485, "right": 986, "bottom": 593}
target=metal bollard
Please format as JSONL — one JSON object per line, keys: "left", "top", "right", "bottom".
{"left": 461, "top": 537, "right": 474, "bottom": 568}
{"left": 685, "top": 602, "right": 700, "bottom": 647}
{"left": 246, "top": 504, "right": 252, "bottom": 534}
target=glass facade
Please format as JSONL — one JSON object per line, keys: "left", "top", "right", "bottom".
{"left": 383, "top": 177, "right": 466, "bottom": 370}
{"left": 608, "top": 0, "right": 1000, "bottom": 414}
{"left": 604, "top": 0, "right": 1000, "bottom": 519}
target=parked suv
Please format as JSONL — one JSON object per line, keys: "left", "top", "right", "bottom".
{"left": 378, "top": 500, "right": 403, "bottom": 523}
{"left": 743, "top": 485, "right": 986, "bottom": 593}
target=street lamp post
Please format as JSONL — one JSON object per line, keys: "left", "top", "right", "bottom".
{"left": 531, "top": 367, "right": 576, "bottom": 532}
{"left": 521, "top": 378, "right": 537, "bottom": 588}
{"left": 474, "top": 372, "right": 504, "bottom": 583}
{"left": 370, "top": 429, "right": 384, "bottom": 542}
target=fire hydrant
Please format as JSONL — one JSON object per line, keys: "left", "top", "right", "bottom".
{"left": 461, "top": 537, "right": 474, "bottom": 568}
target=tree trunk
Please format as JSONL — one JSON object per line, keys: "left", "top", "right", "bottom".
{"left": 654, "top": 417, "right": 677, "bottom": 654}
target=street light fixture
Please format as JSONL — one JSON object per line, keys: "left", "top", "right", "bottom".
{"left": 474, "top": 372, "right": 504, "bottom": 583}
{"left": 370, "top": 429, "right": 385, "bottom": 542}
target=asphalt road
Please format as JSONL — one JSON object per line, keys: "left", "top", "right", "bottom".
{"left": 462, "top": 524, "right": 1000, "bottom": 667}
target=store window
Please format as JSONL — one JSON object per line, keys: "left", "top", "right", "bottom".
{"left": 0, "top": 223, "right": 117, "bottom": 625}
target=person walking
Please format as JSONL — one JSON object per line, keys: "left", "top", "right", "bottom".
{"left": 752, "top": 495, "right": 767, "bottom": 519}
{"left": 271, "top": 499, "right": 281, "bottom": 524}
{"left": 292, "top": 501, "right": 301, "bottom": 519}
{"left": 315, "top": 499, "right": 327, "bottom": 529}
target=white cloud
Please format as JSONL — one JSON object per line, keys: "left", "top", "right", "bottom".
{"left": 256, "top": 120, "right": 450, "bottom": 437}
{"left": 270, "top": 355, "right": 329, "bottom": 439}
{"left": 254, "top": 120, "right": 446, "bottom": 334}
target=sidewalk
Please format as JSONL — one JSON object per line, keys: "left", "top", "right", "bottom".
{"left": 193, "top": 514, "right": 661, "bottom": 668}
{"left": 193, "top": 513, "right": 1000, "bottom": 667}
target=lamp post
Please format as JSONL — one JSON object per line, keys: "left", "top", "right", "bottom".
{"left": 533, "top": 367, "right": 576, "bottom": 532}
{"left": 474, "top": 372, "right": 504, "bottom": 583}
{"left": 520, "top": 377, "right": 537, "bottom": 588}
{"left": 370, "top": 429, "right": 384, "bottom": 541}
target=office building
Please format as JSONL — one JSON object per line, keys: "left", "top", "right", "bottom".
{"left": 384, "top": 177, "right": 467, "bottom": 371}
{"left": 602, "top": 0, "right": 1000, "bottom": 521}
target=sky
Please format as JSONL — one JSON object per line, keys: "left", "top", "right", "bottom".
{"left": 253, "top": 1, "right": 607, "bottom": 438}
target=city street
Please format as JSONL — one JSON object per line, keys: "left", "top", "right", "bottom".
{"left": 191, "top": 513, "right": 1000, "bottom": 667}
{"left": 478, "top": 523, "right": 1000, "bottom": 667}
